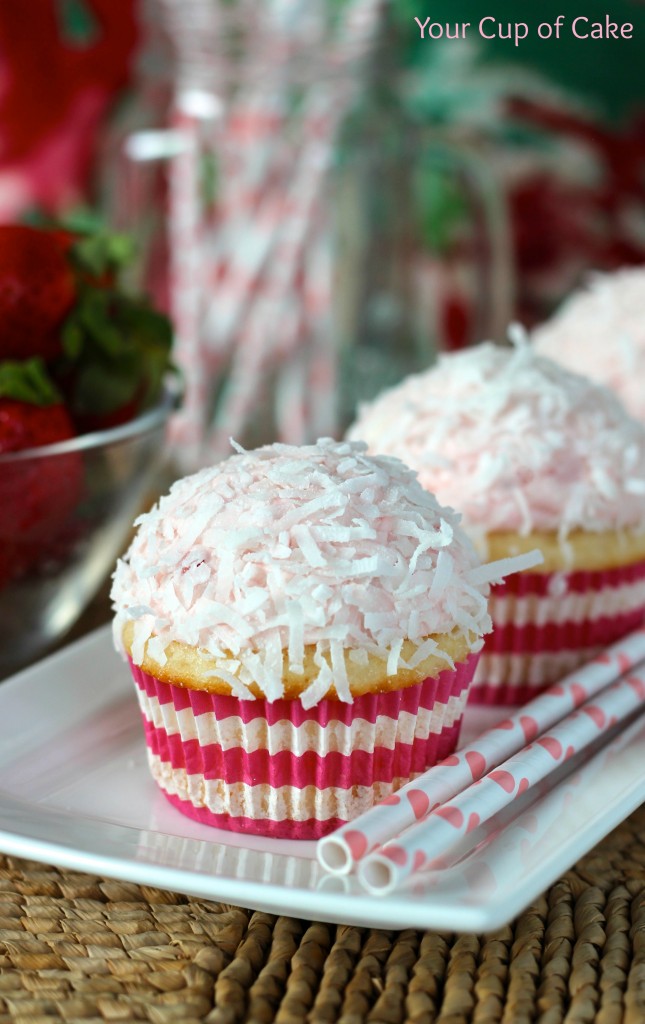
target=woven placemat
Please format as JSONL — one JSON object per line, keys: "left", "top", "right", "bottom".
{"left": 1, "top": 806, "right": 644, "bottom": 1024}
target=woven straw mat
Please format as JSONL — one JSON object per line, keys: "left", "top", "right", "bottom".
{"left": 0, "top": 804, "right": 643, "bottom": 1024}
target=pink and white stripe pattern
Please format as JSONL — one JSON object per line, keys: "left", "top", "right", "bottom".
{"left": 472, "top": 559, "right": 645, "bottom": 704}
{"left": 130, "top": 654, "right": 479, "bottom": 839}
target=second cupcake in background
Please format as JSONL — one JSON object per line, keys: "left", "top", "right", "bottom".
{"left": 348, "top": 334, "right": 645, "bottom": 705}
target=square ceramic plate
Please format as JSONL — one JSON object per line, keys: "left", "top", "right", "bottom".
{"left": 0, "top": 626, "right": 643, "bottom": 933}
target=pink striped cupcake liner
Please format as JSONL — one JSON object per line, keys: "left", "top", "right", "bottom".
{"left": 129, "top": 652, "right": 480, "bottom": 839}
{"left": 471, "top": 557, "right": 645, "bottom": 706}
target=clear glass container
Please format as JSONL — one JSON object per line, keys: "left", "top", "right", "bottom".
{"left": 105, "top": 1, "right": 513, "bottom": 469}
{"left": 0, "top": 388, "right": 177, "bottom": 677}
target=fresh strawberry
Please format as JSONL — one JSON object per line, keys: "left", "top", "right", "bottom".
{"left": 0, "top": 219, "right": 174, "bottom": 432}
{"left": 0, "top": 399, "right": 74, "bottom": 453}
{"left": 0, "top": 359, "right": 82, "bottom": 587}
{"left": 0, "top": 225, "right": 77, "bottom": 362}
{"left": 72, "top": 394, "right": 141, "bottom": 434}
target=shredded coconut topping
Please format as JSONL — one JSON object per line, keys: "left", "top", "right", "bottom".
{"left": 533, "top": 267, "right": 645, "bottom": 424}
{"left": 347, "top": 339, "right": 645, "bottom": 537}
{"left": 111, "top": 439, "right": 503, "bottom": 704}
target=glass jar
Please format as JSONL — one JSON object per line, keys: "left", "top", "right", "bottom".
{"left": 105, "top": 0, "right": 513, "bottom": 470}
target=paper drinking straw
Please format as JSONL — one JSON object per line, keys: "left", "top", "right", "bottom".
{"left": 316, "top": 625, "right": 645, "bottom": 875}
{"left": 357, "top": 666, "right": 645, "bottom": 895}
{"left": 206, "top": 134, "right": 332, "bottom": 455}
{"left": 404, "top": 709, "right": 645, "bottom": 902}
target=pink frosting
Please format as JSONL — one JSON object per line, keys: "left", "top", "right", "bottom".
{"left": 533, "top": 268, "right": 645, "bottom": 423}
{"left": 111, "top": 439, "right": 498, "bottom": 706}
{"left": 347, "top": 340, "right": 645, "bottom": 537}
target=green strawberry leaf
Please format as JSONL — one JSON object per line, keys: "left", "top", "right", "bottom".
{"left": 72, "top": 356, "right": 142, "bottom": 415}
{"left": 70, "top": 231, "right": 136, "bottom": 279}
{"left": 0, "top": 358, "right": 62, "bottom": 406}
{"left": 56, "top": 281, "right": 175, "bottom": 418}
{"left": 61, "top": 319, "right": 84, "bottom": 359}
{"left": 76, "top": 290, "right": 126, "bottom": 356}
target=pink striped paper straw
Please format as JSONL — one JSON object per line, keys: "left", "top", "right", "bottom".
{"left": 357, "top": 665, "right": 645, "bottom": 895}
{"left": 316, "top": 625, "right": 645, "bottom": 875}
{"left": 206, "top": 136, "right": 332, "bottom": 455}
{"left": 402, "top": 708, "right": 645, "bottom": 901}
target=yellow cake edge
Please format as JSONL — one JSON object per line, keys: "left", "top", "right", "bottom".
{"left": 120, "top": 620, "right": 477, "bottom": 700}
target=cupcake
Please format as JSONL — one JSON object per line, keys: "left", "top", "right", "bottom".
{"left": 111, "top": 439, "right": 513, "bottom": 839}
{"left": 348, "top": 338, "right": 645, "bottom": 705}
{"left": 533, "top": 267, "right": 645, "bottom": 423}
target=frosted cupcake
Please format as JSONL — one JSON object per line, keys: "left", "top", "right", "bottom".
{"left": 348, "top": 339, "right": 645, "bottom": 704}
{"left": 111, "top": 439, "right": 524, "bottom": 839}
{"left": 533, "top": 267, "right": 645, "bottom": 422}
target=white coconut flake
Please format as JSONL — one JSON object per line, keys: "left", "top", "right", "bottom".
{"left": 445, "top": 594, "right": 481, "bottom": 642}
{"left": 293, "top": 524, "right": 326, "bottom": 567}
{"left": 408, "top": 536, "right": 435, "bottom": 573}
{"left": 512, "top": 487, "right": 533, "bottom": 537}
{"left": 407, "top": 609, "right": 420, "bottom": 637}
{"left": 467, "top": 549, "right": 544, "bottom": 587}
{"left": 387, "top": 638, "right": 404, "bottom": 677}
{"left": 126, "top": 604, "right": 154, "bottom": 619}
{"left": 330, "top": 641, "right": 352, "bottom": 703}
{"left": 591, "top": 466, "right": 618, "bottom": 501}
{"left": 205, "top": 665, "right": 255, "bottom": 701}
{"left": 146, "top": 635, "right": 168, "bottom": 667}
{"left": 429, "top": 550, "right": 453, "bottom": 599}
{"left": 286, "top": 601, "right": 305, "bottom": 673}
{"left": 406, "top": 637, "right": 440, "bottom": 669}
{"left": 348, "top": 648, "right": 369, "bottom": 666}
{"left": 434, "top": 518, "right": 454, "bottom": 548}
{"left": 131, "top": 618, "right": 153, "bottom": 665}
{"left": 273, "top": 490, "right": 347, "bottom": 530}
{"left": 300, "top": 658, "right": 334, "bottom": 711}
{"left": 262, "top": 632, "right": 285, "bottom": 702}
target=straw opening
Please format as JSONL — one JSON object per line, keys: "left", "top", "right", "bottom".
{"left": 316, "top": 836, "right": 352, "bottom": 875}
{"left": 358, "top": 856, "right": 396, "bottom": 896}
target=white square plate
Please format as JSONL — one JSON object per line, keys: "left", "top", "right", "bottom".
{"left": 0, "top": 626, "right": 643, "bottom": 933}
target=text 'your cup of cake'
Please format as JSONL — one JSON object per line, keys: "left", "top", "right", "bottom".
{"left": 348, "top": 335, "right": 645, "bottom": 706}
{"left": 111, "top": 439, "right": 537, "bottom": 838}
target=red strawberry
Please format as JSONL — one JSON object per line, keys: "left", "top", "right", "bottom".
{"left": 0, "top": 225, "right": 77, "bottom": 362}
{"left": 51, "top": 225, "right": 173, "bottom": 430}
{"left": 73, "top": 394, "right": 141, "bottom": 434}
{"left": 0, "top": 222, "right": 173, "bottom": 432}
{"left": 0, "top": 360, "right": 82, "bottom": 587}
{"left": 0, "top": 399, "right": 74, "bottom": 453}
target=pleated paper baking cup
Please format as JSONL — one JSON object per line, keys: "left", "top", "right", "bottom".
{"left": 129, "top": 652, "right": 480, "bottom": 839}
{"left": 470, "top": 558, "right": 645, "bottom": 706}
